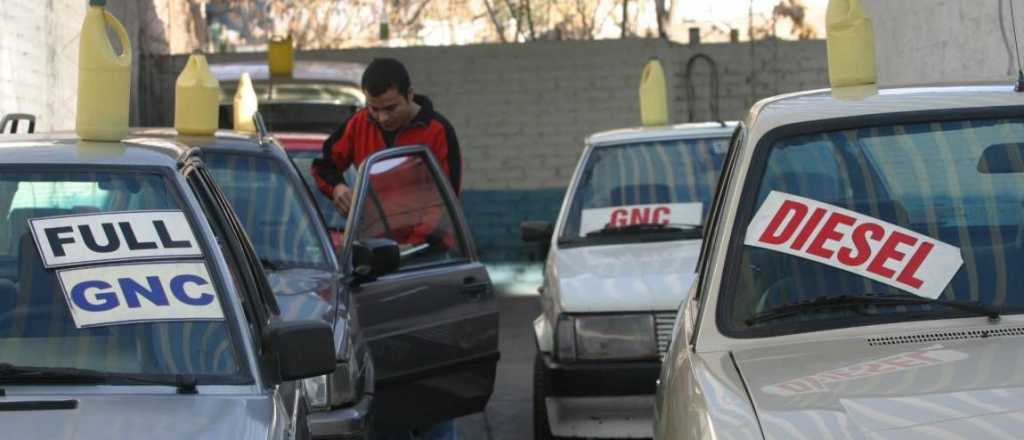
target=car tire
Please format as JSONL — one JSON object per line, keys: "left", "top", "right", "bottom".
{"left": 534, "top": 352, "right": 569, "bottom": 440}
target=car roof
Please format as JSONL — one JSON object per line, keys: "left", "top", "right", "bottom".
{"left": 746, "top": 83, "right": 1024, "bottom": 140}
{"left": 587, "top": 121, "right": 739, "bottom": 147}
{"left": 0, "top": 129, "right": 268, "bottom": 168}
{"left": 209, "top": 60, "right": 365, "bottom": 84}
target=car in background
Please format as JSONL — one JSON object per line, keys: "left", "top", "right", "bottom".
{"left": 0, "top": 131, "right": 336, "bottom": 439}
{"left": 656, "top": 85, "right": 1024, "bottom": 439}
{"left": 522, "top": 121, "right": 736, "bottom": 439}
{"left": 130, "top": 127, "right": 373, "bottom": 438}
{"left": 210, "top": 60, "right": 366, "bottom": 135}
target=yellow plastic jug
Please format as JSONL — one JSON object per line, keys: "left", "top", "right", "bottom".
{"left": 175, "top": 53, "right": 221, "bottom": 136}
{"left": 76, "top": 0, "right": 132, "bottom": 142}
{"left": 233, "top": 72, "right": 258, "bottom": 133}
{"left": 639, "top": 58, "right": 669, "bottom": 126}
{"left": 268, "top": 35, "right": 294, "bottom": 78}
{"left": 826, "top": 0, "right": 877, "bottom": 88}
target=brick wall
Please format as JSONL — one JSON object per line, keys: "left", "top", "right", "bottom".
{"left": 141, "top": 38, "right": 829, "bottom": 261}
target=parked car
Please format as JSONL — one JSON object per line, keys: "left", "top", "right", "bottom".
{"left": 655, "top": 84, "right": 1024, "bottom": 439}
{"left": 522, "top": 121, "right": 736, "bottom": 439}
{"left": 210, "top": 60, "right": 366, "bottom": 134}
{"left": 0, "top": 131, "right": 336, "bottom": 439}
{"left": 129, "top": 127, "right": 373, "bottom": 438}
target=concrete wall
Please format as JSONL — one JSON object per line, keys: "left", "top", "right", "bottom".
{"left": 142, "top": 38, "right": 829, "bottom": 261}
{"left": 0, "top": 0, "right": 86, "bottom": 132}
{"left": 864, "top": 0, "right": 1017, "bottom": 86}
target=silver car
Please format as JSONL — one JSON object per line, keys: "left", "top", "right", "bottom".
{"left": 0, "top": 132, "right": 336, "bottom": 439}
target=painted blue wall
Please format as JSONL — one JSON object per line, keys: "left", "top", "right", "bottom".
{"left": 461, "top": 189, "right": 565, "bottom": 262}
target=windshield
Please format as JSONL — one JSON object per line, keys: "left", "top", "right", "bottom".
{"left": 205, "top": 153, "right": 331, "bottom": 270}
{"left": 561, "top": 137, "right": 729, "bottom": 241}
{"left": 219, "top": 81, "right": 363, "bottom": 106}
{"left": 725, "top": 117, "right": 1024, "bottom": 336}
{"left": 0, "top": 171, "right": 244, "bottom": 381}
{"left": 288, "top": 150, "right": 353, "bottom": 232}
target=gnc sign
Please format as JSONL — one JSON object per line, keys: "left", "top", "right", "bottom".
{"left": 580, "top": 203, "right": 703, "bottom": 236}
{"left": 744, "top": 191, "right": 962, "bottom": 299}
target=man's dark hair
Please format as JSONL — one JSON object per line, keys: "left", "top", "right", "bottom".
{"left": 361, "top": 58, "right": 411, "bottom": 98}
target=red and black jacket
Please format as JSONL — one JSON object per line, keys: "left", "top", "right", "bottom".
{"left": 311, "top": 95, "right": 462, "bottom": 198}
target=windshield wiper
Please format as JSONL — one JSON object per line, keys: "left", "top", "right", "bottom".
{"left": 745, "top": 293, "right": 1002, "bottom": 326}
{"left": 585, "top": 223, "right": 702, "bottom": 238}
{"left": 0, "top": 364, "right": 198, "bottom": 394}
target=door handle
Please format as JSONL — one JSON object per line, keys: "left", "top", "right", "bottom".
{"left": 460, "top": 282, "right": 490, "bottom": 301}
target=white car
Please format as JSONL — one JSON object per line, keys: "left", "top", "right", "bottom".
{"left": 655, "top": 84, "right": 1024, "bottom": 439}
{"left": 523, "top": 121, "right": 737, "bottom": 439}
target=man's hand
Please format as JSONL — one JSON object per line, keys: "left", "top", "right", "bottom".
{"left": 333, "top": 183, "right": 354, "bottom": 216}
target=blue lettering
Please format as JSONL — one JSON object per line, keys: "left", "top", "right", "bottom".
{"left": 170, "top": 274, "right": 214, "bottom": 306}
{"left": 70, "top": 280, "right": 119, "bottom": 312}
{"left": 118, "top": 276, "right": 169, "bottom": 308}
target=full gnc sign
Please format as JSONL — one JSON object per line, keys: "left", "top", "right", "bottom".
{"left": 744, "top": 191, "right": 963, "bottom": 299}
{"left": 57, "top": 261, "right": 224, "bottom": 328}
{"left": 30, "top": 211, "right": 201, "bottom": 268}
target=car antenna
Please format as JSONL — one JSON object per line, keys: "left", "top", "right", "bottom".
{"left": 1009, "top": 0, "right": 1024, "bottom": 91}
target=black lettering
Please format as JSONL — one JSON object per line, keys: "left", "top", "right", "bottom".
{"left": 154, "top": 220, "right": 191, "bottom": 249}
{"left": 79, "top": 223, "right": 120, "bottom": 253}
{"left": 44, "top": 226, "right": 76, "bottom": 257}
{"left": 118, "top": 222, "right": 157, "bottom": 250}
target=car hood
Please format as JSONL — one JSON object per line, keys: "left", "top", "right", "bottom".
{"left": 0, "top": 392, "right": 274, "bottom": 439}
{"left": 733, "top": 331, "right": 1024, "bottom": 439}
{"left": 266, "top": 268, "right": 338, "bottom": 324}
{"left": 553, "top": 240, "right": 700, "bottom": 313}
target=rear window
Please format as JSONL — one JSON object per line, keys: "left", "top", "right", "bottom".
{"left": 724, "top": 118, "right": 1024, "bottom": 336}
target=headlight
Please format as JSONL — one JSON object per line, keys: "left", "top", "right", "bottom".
{"left": 556, "top": 314, "right": 658, "bottom": 361}
{"left": 302, "top": 374, "right": 329, "bottom": 410}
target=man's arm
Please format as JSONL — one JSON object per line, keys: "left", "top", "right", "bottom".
{"left": 311, "top": 115, "right": 356, "bottom": 198}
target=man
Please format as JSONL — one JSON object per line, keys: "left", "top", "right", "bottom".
{"left": 311, "top": 57, "right": 462, "bottom": 440}
{"left": 312, "top": 57, "right": 462, "bottom": 217}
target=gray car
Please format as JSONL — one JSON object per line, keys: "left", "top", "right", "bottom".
{"left": 0, "top": 132, "right": 336, "bottom": 439}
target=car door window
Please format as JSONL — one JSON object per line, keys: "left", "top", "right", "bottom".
{"left": 352, "top": 153, "right": 467, "bottom": 270}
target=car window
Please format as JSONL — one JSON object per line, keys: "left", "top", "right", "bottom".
{"left": 725, "top": 118, "right": 1024, "bottom": 336}
{"left": 204, "top": 153, "right": 330, "bottom": 271}
{"left": 219, "top": 81, "right": 362, "bottom": 106}
{"left": 288, "top": 149, "right": 353, "bottom": 231}
{"left": 353, "top": 154, "right": 466, "bottom": 269}
{"left": 561, "top": 137, "right": 729, "bottom": 241}
{"left": 0, "top": 170, "right": 245, "bottom": 382}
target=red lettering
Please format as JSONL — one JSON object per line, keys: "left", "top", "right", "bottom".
{"left": 896, "top": 242, "right": 934, "bottom": 289}
{"left": 610, "top": 209, "right": 628, "bottom": 227}
{"left": 758, "top": 200, "right": 809, "bottom": 245}
{"left": 883, "top": 356, "right": 927, "bottom": 369}
{"left": 790, "top": 208, "right": 827, "bottom": 251}
{"left": 838, "top": 222, "right": 884, "bottom": 266}
{"left": 653, "top": 207, "right": 671, "bottom": 225}
{"left": 867, "top": 231, "right": 918, "bottom": 279}
{"left": 630, "top": 208, "right": 651, "bottom": 225}
{"left": 807, "top": 212, "right": 856, "bottom": 259}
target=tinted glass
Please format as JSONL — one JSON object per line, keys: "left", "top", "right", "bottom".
{"left": 727, "top": 119, "right": 1024, "bottom": 334}
{"left": 0, "top": 171, "right": 243, "bottom": 381}
{"left": 355, "top": 154, "right": 465, "bottom": 269}
{"left": 205, "top": 153, "right": 330, "bottom": 270}
{"left": 562, "top": 137, "right": 728, "bottom": 240}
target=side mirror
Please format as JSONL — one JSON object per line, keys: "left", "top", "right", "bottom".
{"left": 521, "top": 221, "right": 554, "bottom": 243}
{"left": 264, "top": 320, "right": 336, "bottom": 382}
{"left": 352, "top": 238, "right": 400, "bottom": 277}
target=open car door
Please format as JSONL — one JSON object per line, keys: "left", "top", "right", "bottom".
{"left": 343, "top": 146, "right": 499, "bottom": 432}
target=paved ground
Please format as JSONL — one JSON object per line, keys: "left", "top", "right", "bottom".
{"left": 456, "top": 291, "right": 540, "bottom": 440}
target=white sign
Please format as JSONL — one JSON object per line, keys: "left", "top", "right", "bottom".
{"left": 580, "top": 203, "right": 703, "bottom": 236}
{"left": 57, "top": 261, "right": 224, "bottom": 329}
{"left": 744, "top": 191, "right": 963, "bottom": 299}
{"left": 30, "top": 211, "right": 201, "bottom": 268}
